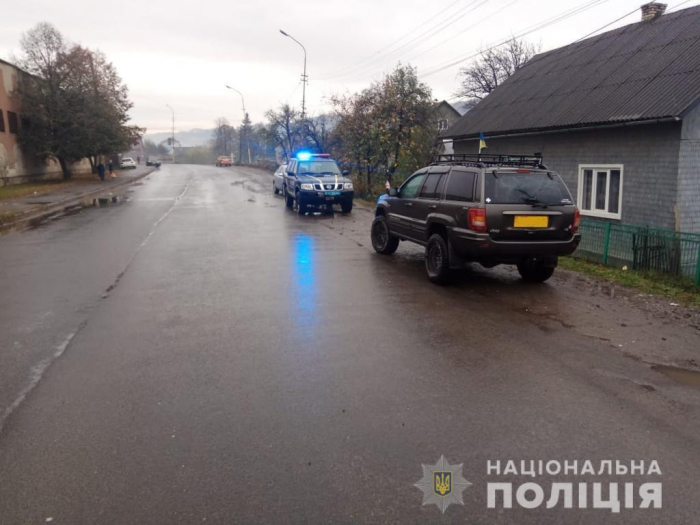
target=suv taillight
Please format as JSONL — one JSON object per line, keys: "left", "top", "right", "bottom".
{"left": 572, "top": 208, "right": 580, "bottom": 233}
{"left": 468, "top": 207, "right": 487, "bottom": 232}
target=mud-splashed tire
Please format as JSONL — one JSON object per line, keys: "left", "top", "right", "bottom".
{"left": 371, "top": 216, "right": 399, "bottom": 255}
{"left": 425, "top": 234, "right": 451, "bottom": 285}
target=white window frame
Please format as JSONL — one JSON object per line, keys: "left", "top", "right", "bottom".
{"left": 437, "top": 119, "right": 448, "bottom": 131}
{"left": 577, "top": 164, "right": 623, "bottom": 220}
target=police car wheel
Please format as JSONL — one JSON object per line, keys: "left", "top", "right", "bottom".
{"left": 296, "top": 191, "right": 307, "bottom": 215}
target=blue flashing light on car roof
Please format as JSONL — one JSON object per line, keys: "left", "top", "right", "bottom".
{"left": 296, "top": 151, "right": 312, "bottom": 161}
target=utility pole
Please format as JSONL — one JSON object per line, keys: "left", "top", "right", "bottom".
{"left": 279, "top": 30, "right": 307, "bottom": 124}
{"left": 226, "top": 85, "right": 247, "bottom": 165}
{"left": 166, "top": 104, "right": 175, "bottom": 164}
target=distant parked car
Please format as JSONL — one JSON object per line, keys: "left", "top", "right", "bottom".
{"left": 273, "top": 164, "right": 286, "bottom": 195}
{"left": 216, "top": 156, "right": 232, "bottom": 167}
{"left": 120, "top": 157, "right": 137, "bottom": 169}
{"left": 146, "top": 158, "right": 159, "bottom": 166}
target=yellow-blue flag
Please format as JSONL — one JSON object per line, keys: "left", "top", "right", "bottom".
{"left": 479, "top": 132, "right": 487, "bottom": 152}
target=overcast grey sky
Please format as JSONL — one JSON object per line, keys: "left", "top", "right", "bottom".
{"left": 1, "top": 0, "right": 696, "bottom": 133}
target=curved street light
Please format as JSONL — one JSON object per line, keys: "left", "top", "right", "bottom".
{"left": 279, "top": 29, "right": 307, "bottom": 122}
{"left": 225, "top": 85, "right": 251, "bottom": 164}
{"left": 165, "top": 104, "right": 175, "bottom": 164}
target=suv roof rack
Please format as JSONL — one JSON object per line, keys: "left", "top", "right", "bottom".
{"left": 431, "top": 153, "right": 547, "bottom": 169}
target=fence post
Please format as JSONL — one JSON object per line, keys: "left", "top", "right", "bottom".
{"left": 602, "top": 221, "right": 611, "bottom": 265}
{"left": 695, "top": 242, "right": 700, "bottom": 286}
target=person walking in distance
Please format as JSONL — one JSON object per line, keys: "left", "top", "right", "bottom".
{"left": 97, "top": 162, "right": 106, "bottom": 181}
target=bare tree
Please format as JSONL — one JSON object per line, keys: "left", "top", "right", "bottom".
{"left": 305, "top": 115, "right": 330, "bottom": 153}
{"left": 264, "top": 104, "right": 302, "bottom": 161}
{"left": 212, "top": 117, "right": 236, "bottom": 157}
{"left": 456, "top": 38, "right": 539, "bottom": 108}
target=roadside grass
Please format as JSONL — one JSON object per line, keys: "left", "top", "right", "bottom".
{"left": 560, "top": 257, "right": 700, "bottom": 309}
{"left": 0, "top": 181, "right": 75, "bottom": 201}
{"left": 355, "top": 197, "right": 377, "bottom": 208}
{"left": 0, "top": 211, "right": 24, "bottom": 226}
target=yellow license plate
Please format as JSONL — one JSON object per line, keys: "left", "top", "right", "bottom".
{"left": 514, "top": 215, "right": 549, "bottom": 228}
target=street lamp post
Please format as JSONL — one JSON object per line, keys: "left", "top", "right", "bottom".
{"left": 225, "top": 85, "right": 250, "bottom": 164}
{"left": 165, "top": 104, "right": 175, "bottom": 164}
{"left": 279, "top": 29, "right": 307, "bottom": 124}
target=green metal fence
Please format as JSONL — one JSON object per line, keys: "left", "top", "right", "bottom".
{"left": 575, "top": 219, "right": 700, "bottom": 285}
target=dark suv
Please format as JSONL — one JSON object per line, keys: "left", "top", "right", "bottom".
{"left": 371, "top": 154, "right": 581, "bottom": 284}
{"left": 283, "top": 153, "right": 354, "bottom": 214}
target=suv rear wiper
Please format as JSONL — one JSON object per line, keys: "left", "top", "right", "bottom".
{"left": 521, "top": 196, "right": 548, "bottom": 208}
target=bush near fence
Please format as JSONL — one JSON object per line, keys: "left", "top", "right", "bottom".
{"left": 575, "top": 219, "right": 700, "bottom": 285}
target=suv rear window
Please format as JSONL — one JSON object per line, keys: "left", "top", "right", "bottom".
{"left": 485, "top": 171, "right": 572, "bottom": 205}
{"left": 445, "top": 170, "right": 476, "bottom": 202}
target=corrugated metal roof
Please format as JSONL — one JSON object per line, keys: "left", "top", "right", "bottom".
{"left": 443, "top": 5, "right": 700, "bottom": 139}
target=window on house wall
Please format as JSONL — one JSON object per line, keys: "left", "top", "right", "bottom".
{"left": 0, "top": 109, "right": 5, "bottom": 133}
{"left": 437, "top": 119, "right": 448, "bottom": 131}
{"left": 578, "top": 165, "right": 623, "bottom": 219}
{"left": 7, "top": 111, "right": 19, "bottom": 134}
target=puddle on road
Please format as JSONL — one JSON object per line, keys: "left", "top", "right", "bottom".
{"left": 27, "top": 195, "right": 128, "bottom": 230}
{"left": 652, "top": 365, "right": 700, "bottom": 389}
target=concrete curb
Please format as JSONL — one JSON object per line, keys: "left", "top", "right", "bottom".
{"left": 0, "top": 168, "right": 156, "bottom": 235}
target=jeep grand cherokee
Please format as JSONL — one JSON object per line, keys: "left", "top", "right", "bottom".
{"left": 371, "top": 154, "right": 581, "bottom": 284}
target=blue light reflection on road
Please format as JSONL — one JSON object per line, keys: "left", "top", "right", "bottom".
{"left": 292, "top": 234, "right": 317, "bottom": 319}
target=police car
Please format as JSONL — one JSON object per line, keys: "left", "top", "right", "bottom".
{"left": 283, "top": 152, "right": 354, "bottom": 214}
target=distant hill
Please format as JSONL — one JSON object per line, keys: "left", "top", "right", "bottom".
{"left": 145, "top": 128, "right": 214, "bottom": 147}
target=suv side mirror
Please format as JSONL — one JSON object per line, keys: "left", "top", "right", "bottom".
{"left": 287, "top": 171, "right": 295, "bottom": 177}
{"left": 388, "top": 188, "right": 398, "bottom": 197}
{"left": 342, "top": 170, "right": 349, "bottom": 176}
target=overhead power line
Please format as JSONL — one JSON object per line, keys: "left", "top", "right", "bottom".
{"left": 319, "top": 0, "right": 484, "bottom": 80}
{"left": 331, "top": 0, "right": 490, "bottom": 81}
{"left": 404, "top": 0, "right": 520, "bottom": 64}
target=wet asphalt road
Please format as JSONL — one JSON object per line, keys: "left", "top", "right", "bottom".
{"left": 1, "top": 165, "right": 699, "bottom": 524}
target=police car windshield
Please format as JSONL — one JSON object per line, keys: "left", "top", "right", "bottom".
{"left": 298, "top": 160, "right": 341, "bottom": 176}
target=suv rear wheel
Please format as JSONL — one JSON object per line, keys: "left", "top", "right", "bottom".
{"left": 425, "top": 234, "right": 451, "bottom": 284}
{"left": 371, "top": 216, "right": 399, "bottom": 255}
{"left": 517, "top": 258, "right": 556, "bottom": 283}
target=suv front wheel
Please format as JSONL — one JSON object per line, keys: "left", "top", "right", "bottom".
{"left": 371, "top": 216, "right": 399, "bottom": 255}
{"left": 295, "top": 190, "right": 307, "bottom": 215}
{"left": 425, "top": 234, "right": 451, "bottom": 284}
{"left": 517, "top": 258, "right": 556, "bottom": 283}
